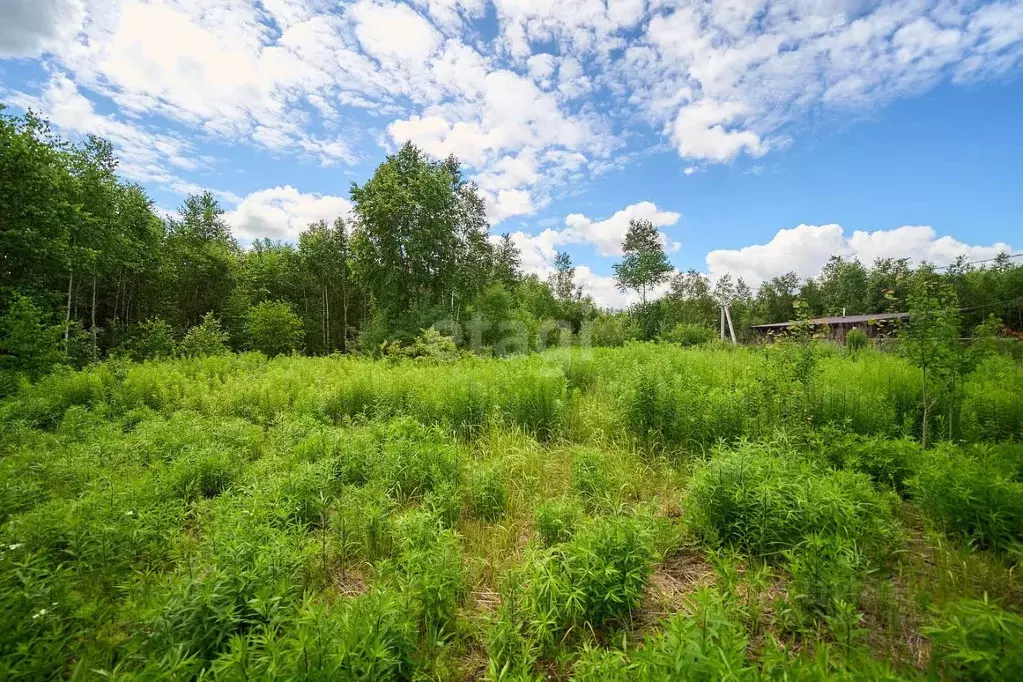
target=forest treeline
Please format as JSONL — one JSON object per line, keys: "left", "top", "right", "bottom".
{"left": 2, "top": 106, "right": 1022, "bottom": 382}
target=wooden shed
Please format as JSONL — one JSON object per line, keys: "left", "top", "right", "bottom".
{"left": 750, "top": 312, "right": 909, "bottom": 344}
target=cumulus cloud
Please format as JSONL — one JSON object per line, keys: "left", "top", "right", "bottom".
{"left": 707, "top": 224, "right": 1016, "bottom": 287}
{"left": 503, "top": 200, "right": 681, "bottom": 307}
{"left": 509, "top": 200, "right": 680, "bottom": 270}
{"left": 7, "top": 73, "right": 204, "bottom": 194}
{"left": 622, "top": 0, "right": 1023, "bottom": 163}
{"left": 563, "top": 201, "right": 681, "bottom": 257}
{"left": 6, "top": 0, "right": 1023, "bottom": 224}
{"left": 0, "top": 0, "right": 83, "bottom": 58}
{"left": 225, "top": 186, "right": 352, "bottom": 242}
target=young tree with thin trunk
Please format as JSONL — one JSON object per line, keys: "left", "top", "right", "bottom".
{"left": 900, "top": 277, "right": 961, "bottom": 448}
{"left": 613, "top": 219, "right": 673, "bottom": 307}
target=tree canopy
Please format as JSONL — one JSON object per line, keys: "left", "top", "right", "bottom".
{"left": 1, "top": 105, "right": 1020, "bottom": 387}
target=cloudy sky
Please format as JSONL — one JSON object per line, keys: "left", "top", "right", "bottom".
{"left": 1, "top": 0, "right": 1020, "bottom": 307}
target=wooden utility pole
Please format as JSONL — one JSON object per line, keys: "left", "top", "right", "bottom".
{"left": 724, "top": 303, "right": 737, "bottom": 345}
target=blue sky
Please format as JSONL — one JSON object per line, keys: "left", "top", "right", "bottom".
{"left": 1, "top": 0, "right": 1021, "bottom": 306}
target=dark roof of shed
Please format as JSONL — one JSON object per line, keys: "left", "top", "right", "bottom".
{"left": 750, "top": 312, "right": 908, "bottom": 330}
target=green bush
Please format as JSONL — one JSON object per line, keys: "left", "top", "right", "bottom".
{"left": 169, "top": 450, "right": 237, "bottom": 501}
{"left": 212, "top": 589, "right": 417, "bottom": 680}
{"left": 924, "top": 597, "right": 1023, "bottom": 681}
{"left": 0, "top": 294, "right": 63, "bottom": 381}
{"left": 245, "top": 300, "right": 303, "bottom": 357}
{"left": 467, "top": 461, "right": 508, "bottom": 522}
{"left": 178, "top": 313, "right": 230, "bottom": 357}
{"left": 686, "top": 443, "right": 900, "bottom": 560}
{"left": 534, "top": 497, "right": 583, "bottom": 546}
{"left": 845, "top": 328, "right": 869, "bottom": 352}
{"left": 387, "top": 511, "right": 463, "bottom": 644}
{"left": 622, "top": 367, "right": 747, "bottom": 455}
{"left": 525, "top": 515, "right": 654, "bottom": 646}
{"left": 910, "top": 445, "right": 1023, "bottom": 550}
{"left": 826, "top": 433, "right": 922, "bottom": 495}
{"left": 61, "top": 320, "right": 98, "bottom": 369}
{"left": 571, "top": 589, "right": 750, "bottom": 681}
{"left": 588, "top": 314, "right": 639, "bottom": 348}
{"left": 126, "top": 317, "right": 177, "bottom": 361}
{"left": 658, "top": 322, "right": 715, "bottom": 347}
{"left": 784, "top": 533, "right": 864, "bottom": 623}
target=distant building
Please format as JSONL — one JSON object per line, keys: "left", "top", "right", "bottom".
{"left": 749, "top": 312, "right": 909, "bottom": 344}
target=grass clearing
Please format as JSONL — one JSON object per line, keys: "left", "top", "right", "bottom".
{"left": 1, "top": 344, "right": 1021, "bottom": 679}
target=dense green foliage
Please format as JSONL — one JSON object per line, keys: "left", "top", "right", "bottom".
{"left": 1, "top": 342, "right": 1021, "bottom": 679}
{"left": 3, "top": 107, "right": 1021, "bottom": 389}
{"left": 2, "top": 104, "right": 1022, "bottom": 680}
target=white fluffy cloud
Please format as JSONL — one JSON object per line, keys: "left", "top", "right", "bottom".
{"left": 7, "top": 73, "right": 205, "bottom": 194}
{"left": 563, "top": 201, "right": 681, "bottom": 257}
{"left": 6, "top": 0, "right": 1023, "bottom": 227}
{"left": 504, "top": 200, "right": 681, "bottom": 307}
{"left": 0, "top": 0, "right": 83, "bottom": 58}
{"left": 623, "top": 0, "right": 1023, "bottom": 163}
{"left": 509, "top": 200, "right": 680, "bottom": 268}
{"left": 707, "top": 224, "right": 1016, "bottom": 287}
{"left": 225, "top": 186, "right": 352, "bottom": 242}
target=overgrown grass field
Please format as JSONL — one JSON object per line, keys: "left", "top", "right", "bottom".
{"left": 1, "top": 344, "right": 1022, "bottom": 680}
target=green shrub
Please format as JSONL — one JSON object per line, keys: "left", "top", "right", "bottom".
{"left": 686, "top": 443, "right": 900, "bottom": 560}
{"left": 0, "top": 294, "right": 63, "bottom": 381}
{"left": 571, "top": 589, "right": 750, "bottom": 681}
{"left": 330, "top": 419, "right": 463, "bottom": 504}
{"left": 212, "top": 589, "right": 417, "bottom": 681}
{"left": 178, "top": 313, "right": 230, "bottom": 357}
{"left": 910, "top": 445, "right": 1023, "bottom": 550}
{"left": 270, "top": 459, "right": 335, "bottom": 528}
{"left": 378, "top": 420, "right": 462, "bottom": 503}
{"left": 397, "top": 327, "right": 460, "bottom": 362}
{"left": 525, "top": 515, "right": 654, "bottom": 646}
{"left": 784, "top": 533, "right": 864, "bottom": 623}
{"left": 845, "top": 328, "right": 869, "bottom": 353}
{"left": 147, "top": 525, "right": 308, "bottom": 664}
{"left": 126, "top": 317, "right": 177, "bottom": 361}
{"left": 334, "top": 484, "right": 396, "bottom": 561}
{"left": 467, "top": 462, "right": 508, "bottom": 522}
{"left": 588, "top": 314, "right": 639, "bottom": 348}
{"left": 61, "top": 320, "right": 98, "bottom": 369}
{"left": 826, "top": 434, "right": 921, "bottom": 495}
{"left": 534, "top": 497, "right": 583, "bottom": 546}
{"left": 622, "top": 367, "right": 747, "bottom": 455}
{"left": 169, "top": 450, "right": 237, "bottom": 500}
{"left": 924, "top": 597, "right": 1023, "bottom": 681}
{"left": 0, "top": 548, "right": 76, "bottom": 680}
{"left": 485, "top": 575, "right": 539, "bottom": 681}
{"left": 658, "top": 322, "right": 715, "bottom": 347}
{"left": 245, "top": 300, "right": 303, "bottom": 357}
{"left": 387, "top": 511, "right": 463, "bottom": 644}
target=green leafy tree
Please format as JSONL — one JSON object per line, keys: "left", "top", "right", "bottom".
{"left": 0, "top": 294, "right": 63, "bottom": 380}
{"left": 350, "top": 143, "right": 489, "bottom": 336}
{"left": 755, "top": 272, "right": 801, "bottom": 323}
{"left": 550, "top": 251, "right": 579, "bottom": 303}
{"left": 164, "top": 192, "right": 238, "bottom": 329}
{"left": 126, "top": 317, "right": 177, "bottom": 361}
{"left": 900, "top": 277, "right": 962, "bottom": 446}
{"left": 178, "top": 312, "right": 230, "bottom": 358}
{"left": 492, "top": 233, "right": 523, "bottom": 290}
{"left": 613, "top": 219, "right": 673, "bottom": 307}
{"left": 245, "top": 301, "right": 303, "bottom": 357}
{"left": 299, "top": 218, "right": 355, "bottom": 353}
